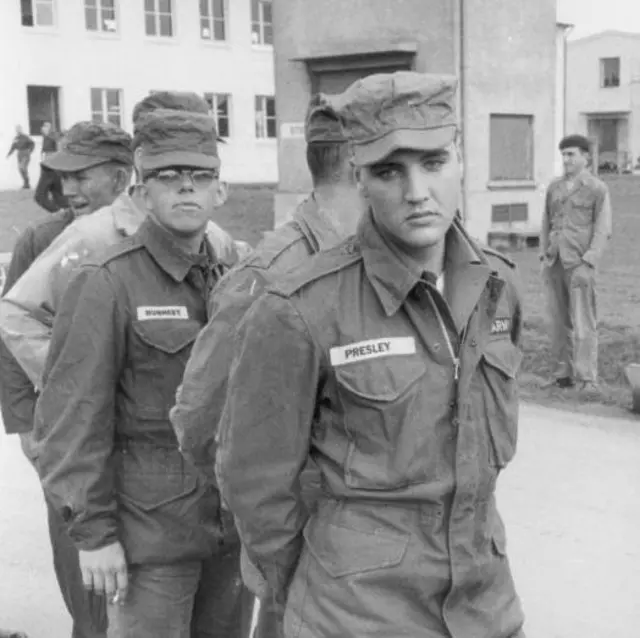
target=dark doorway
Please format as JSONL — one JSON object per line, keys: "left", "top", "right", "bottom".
{"left": 26, "top": 85, "right": 61, "bottom": 135}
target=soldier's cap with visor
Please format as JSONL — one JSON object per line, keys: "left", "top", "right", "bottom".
{"left": 132, "top": 91, "right": 226, "bottom": 144}
{"left": 134, "top": 109, "right": 220, "bottom": 172}
{"left": 42, "top": 121, "right": 133, "bottom": 172}
{"left": 559, "top": 134, "right": 590, "bottom": 154}
{"left": 305, "top": 93, "right": 348, "bottom": 144}
{"left": 334, "top": 71, "right": 459, "bottom": 166}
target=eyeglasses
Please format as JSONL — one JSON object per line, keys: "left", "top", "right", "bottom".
{"left": 145, "top": 168, "right": 219, "bottom": 189}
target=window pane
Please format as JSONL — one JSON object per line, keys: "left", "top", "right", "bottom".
{"left": 92, "top": 112, "right": 104, "bottom": 124}
{"left": 106, "top": 90, "right": 120, "bottom": 109}
{"left": 255, "top": 96, "right": 263, "bottom": 112}
{"left": 217, "top": 95, "right": 229, "bottom": 116}
{"left": 159, "top": 14, "right": 172, "bottom": 36}
{"left": 214, "top": 0, "right": 224, "bottom": 18}
{"left": 103, "top": 15, "right": 117, "bottom": 31}
{"left": 107, "top": 113, "right": 121, "bottom": 126}
{"left": 262, "top": 1, "right": 272, "bottom": 23}
{"left": 251, "top": 24, "right": 260, "bottom": 44}
{"left": 103, "top": 0, "right": 115, "bottom": 8}
{"left": 218, "top": 118, "right": 229, "bottom": 138}
{"left": 145, "top": 0, "right": 155, "bottom": 10}
{"left": 145, "top": 13, "right": 156, "bottom": 35}
{"left": 90, "top": 89, "right": 102, "bottom": 112}
{"left": 159, "top": 0, "right": 171, "bottom": 13}
{"left": 36, "top": 3, "right": 54, "bottom": 26}
{"left": 251, "top": 0, "right": 260, "bottom": 21}
{"left": 85, "top": 0, "right": 97, "bottom": 6}
{"left": 490, "top": 115, "right": 533, "bottom": 180}
{"left": 201, "top": 18, "right": 212, "bottom": 39}
{"left": 200, "top": 0, "right": 210, "bottom": 16}
{"left": 263, "top": 24, "right": 273, "bottom": 45}
{"left": 204, "top": 93, "right": 214, "bottom": 112}
{"left": 267, "top": 118, "right": 276, "bottom": 138}
{"left": 266, "top": 97, "right": 275, "bottom": 117}
{"left": 21, "top": 0, "right": 34, "bottom": 26}
{"left": 85, "top": 7, "right": 98, "bottom": 30}
{"left": 214, "top": 19, "right": 225, "bottom": 40}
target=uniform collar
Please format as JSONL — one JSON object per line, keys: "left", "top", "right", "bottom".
{"left": 359, "top": 211, "right": 493, "bottom": 329}
{"left": 137, "top": 216, "right": 215, "bottom": 283}
{"left": 113, "top": 188, "right": 147, "bottom": 237}
{"left": 291, "top": 194, "right": 343, "bottom": 252}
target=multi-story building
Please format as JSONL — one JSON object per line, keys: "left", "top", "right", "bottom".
{"left": 566, "top": 30, "right": 640, "bottom": 173}
{"left": 272, "top": 0, "right": 560, "bottom": 243}
{"left": 0, "top": 0, "right": 277, "bottom": 190}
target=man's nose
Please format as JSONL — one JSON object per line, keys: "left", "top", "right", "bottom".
{"left": 404, "top": 165, "right": 432, "bottom": 203}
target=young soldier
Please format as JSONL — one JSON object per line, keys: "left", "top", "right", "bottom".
{"left": 0, "top": 92, "right": 249, "bottom": 394}
{"left": 170, "top": 93, "right": 363, "bottom": 638}
{"left": 33, "top": 110, "right": 253, "bottom": 637}
{"left": 6, "top": 125, "right": 35, "bottom": 189}
{"left": 0, "top": 121, "right": 133, "bottom": 638}
{"left": 540, "top": 134, "right": 612, "bottom": 394}
{"left": 216, "top": 72, "right": 525, "bottom": 638}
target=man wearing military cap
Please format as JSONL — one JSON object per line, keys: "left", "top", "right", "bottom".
{"left": 216, "top": 72, "right": 525, "bottom": 637}
{"left": 33, "top": 109, "right": 252, "bottom": 638}
{"left": 0, "top": 119, "right": 134, "bottom": 638}
{"left": 540, "top": 134, "right": 612, "bottom": 394}
{"left": 170, "top": 91, "right": 364, "bottom": 637}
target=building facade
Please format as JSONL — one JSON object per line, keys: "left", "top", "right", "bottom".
{"left": 566, "top": 30, "right": 640, "bottom": 173}
{"left": 272, "top": 0, "right": 558, "bottom": 243}
{"left": 0, "top": 0, "right": 277, "bottom": 190}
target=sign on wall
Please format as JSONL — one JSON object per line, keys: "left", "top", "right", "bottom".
{"left": 280, "top": 122, "right": 305, "bottom": 139}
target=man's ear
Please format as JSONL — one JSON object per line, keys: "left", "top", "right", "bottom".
{"left": 114, "top": 166, "right": 132, "bottom": 195}
{"left": 139, "top": 183, "right": 154, "bottom": 212}
{"left": 213, "top": 180, "right": 229, "bottom": 207}
{"left": 133, "top": 148, "right": 143, "bottom": 183}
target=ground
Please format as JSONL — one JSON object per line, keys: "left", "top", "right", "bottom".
{"left": 2, "top": 404, "right": 639, "bottom": 636}
{"left": 0, "top": 176, "right": 638, "bottom": 412}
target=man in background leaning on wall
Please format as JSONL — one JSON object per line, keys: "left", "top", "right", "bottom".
{"left": 0, "top": 120, "right": 134, "bottom": 638}
{"left": 540, "top": 134, "right": 612, "bottom": 394}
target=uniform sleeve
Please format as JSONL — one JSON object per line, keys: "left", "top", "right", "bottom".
{"left": 582, "top": 184, "right": 612, "bottom": 267}
{"left": 34, "top": 265, "right": 126, "bottom": 551}
{"left": 171, "top": 269, "right": 266, "bottom": 481}
{"left": 216, "top": 292, "right": 321, "bottom": 601}
{"left": 0, "top": 228, "right": 39, "bottom": 434}
{"left": 539, "top": 185, "right": 552, "bottom": 257}
{"left": 0, "top": 229, "right": 88, "bottom": 389}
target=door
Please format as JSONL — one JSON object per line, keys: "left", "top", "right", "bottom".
{"left": 311, "top": 64, "right": 411, "bottom": 95}
{"left": 26, "top": 85, "right": 61, "bottom": 135}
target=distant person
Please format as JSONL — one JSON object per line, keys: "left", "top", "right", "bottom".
{"left": 6, "top": 125, "right": 35, "bottom": 189}
{"left": 34, "top": 121, "right": 67, "bottom": 212}
{"left": 540, "top": 134, "right": 612, "bottom": 394}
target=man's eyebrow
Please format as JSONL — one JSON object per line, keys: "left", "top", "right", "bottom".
{"left": 371, "top": 149, "right": 451, "bottom": 170}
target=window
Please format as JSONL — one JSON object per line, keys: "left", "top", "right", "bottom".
{"left": 91, "top": 88, "right": 123, "bottom": 127}
{"left": 21, "top": 0, "right": 55, "bottom": 27}
{"left": 204, "top": 93, "right": 231, "bottom": 138}
{"left": 144, "top": 0, "right": 173, "bottom": 37}
{"left": 255, "top": 96, "right": 276, "bottom": 138}
{"left": 601, "top": 57, "right": 620, "bottom": 87}
{"left": 27, "top": 86, "right": 60, "bottom": 134}
{"left": 489, "top": 114, "right": 534, "bottom": 181}
{"left": 85, "top": 0, "right": 117, "bottom": 32}
{"left": 251, "top": 0, "right": 272, "bottom": 45}
{"left": 491, "top": 203, "right": 529, "bottom": 224}
{"left": 200, "top": 0, "right": 226, "bottom": 41}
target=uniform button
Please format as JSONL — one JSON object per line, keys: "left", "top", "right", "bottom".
{"left": 470, "top": 338, "right": 477, "bottom": 348}
{"left": 452, "top": 417, "right": 460, "bottom": 429}
{"left": 433, "top": 342, "right": 441, "bottom": 352}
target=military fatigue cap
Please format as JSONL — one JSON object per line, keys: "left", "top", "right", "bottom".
{"left": 135, "top": 108, "right": 220, "bottom": 171}
{"left": 336, "top": 71, "right": 459, "bottom": 166}
{"left": 305, "top": 93, "right": 347, "bottom": 144}
{"left": 43, "top": 121, "right": 133, "bottom": 172}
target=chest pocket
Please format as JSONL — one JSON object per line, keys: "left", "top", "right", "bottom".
{"left": 479, "top": 338, "right": 522, "bottom": 469}
{"left": 334, "top": 355, "right": 433, "bottom": 490}
{"left": 570, "top": 192, "right": 595, "bottom": 226}
{"left": 130, "top": 319, "right": 201, "bottom": 418}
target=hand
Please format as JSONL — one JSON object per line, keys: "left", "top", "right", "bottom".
{"left": 571, "top": 263, "right": 593, "bottom": 287}
{"left": 79, "top": 541, "right": 128, "bottom": 604}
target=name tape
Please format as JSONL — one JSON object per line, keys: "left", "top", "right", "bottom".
{"left": 137, "top": 306, "right": 189, "bottom": 321}
{"left": 491, "top": 317, "right": 511, "bottom": 335}
{"left": 330, "top": 337, "right": 416, "bottom": 366}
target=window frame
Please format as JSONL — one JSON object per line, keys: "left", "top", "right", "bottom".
{"left": 488, "top": 113, "right": 535, "bottom": 183}
{"left": 84, "top": 0, "right": 119, "bottom": 34}
{"left": 251, "top": 0, "right": 273, "bottom": 46}
{"left": 90, "top": 87, "right": 124, "bottom": 127}
{"left": 199, "top": 0, "right": 227, "bottom": 42}
{"left": 255, "top": 95, "right": 276, "bottom": 139}
{"left": 144, "top": 0, "right": 175, "bottom": 38}
{"left": 204, "top": 92, "right": 232, "bottom": 139}
{"left": 600, "top": 57, "right": 621, "bottom": 88}
{"left": 21, "top": 0, "right": 57, "bottom": 29}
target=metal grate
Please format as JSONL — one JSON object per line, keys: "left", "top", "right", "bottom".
{"left": 491, "top": 203, "right": 528, "bottom": 224}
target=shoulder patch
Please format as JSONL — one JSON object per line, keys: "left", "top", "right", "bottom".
{"left": 268, "top": 237, "right": 362, "bottom": 298}
{"left": 481, "top": 246, "right": 516, "bottom": 269}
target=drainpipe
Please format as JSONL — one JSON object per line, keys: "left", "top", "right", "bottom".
{"left": 563, "top": 25, "right": 574, "bottom": 136}
{"left": 454, "top": 0, "right": 467, "bottom": 224}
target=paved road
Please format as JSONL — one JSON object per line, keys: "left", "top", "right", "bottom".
{"left": 1, "top": 403, "right": 639, "bottom": 637}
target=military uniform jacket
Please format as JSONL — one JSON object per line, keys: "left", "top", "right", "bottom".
{"left": 172, "top": 194, "right": 342, "bottom": 478}
{"left": 34, "top": 217, "right": 231, "bottom": 566}
{"left": 216, "top": 212, "right": 525, "bottom": 638}
{"left": 540, "top": 169, "right": 612, "bottom": 268}
{"left": 0, "top": 189, "right": 250, "bottom": 391}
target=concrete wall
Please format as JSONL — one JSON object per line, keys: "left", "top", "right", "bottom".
{"left": 462, "top": 0, "right": 557, "bottom": 242}
{"left": 0, "top": 0, "right": 277, "bottom": 191}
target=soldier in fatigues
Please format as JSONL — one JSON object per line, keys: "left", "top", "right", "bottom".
{"left": 33, "top": 110, "right": 253, "bottom": 637}
{"left": 540, "top": 134, "right": 612, "bottom": 393}
{"left": 216, "top": 72, "right": 525, "bottom": 637}
{"left": 170, "top": 93, "right": 363, "bottom": 637}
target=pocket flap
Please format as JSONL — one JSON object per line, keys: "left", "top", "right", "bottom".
{"left": 304, "top": 519, "right": 408, "bottom": 578}
{"left": 133, "top": 320, "right": 200, "bottom": 354}
{"left": 482, "top": 340, "right": 523, "bottom": 380}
